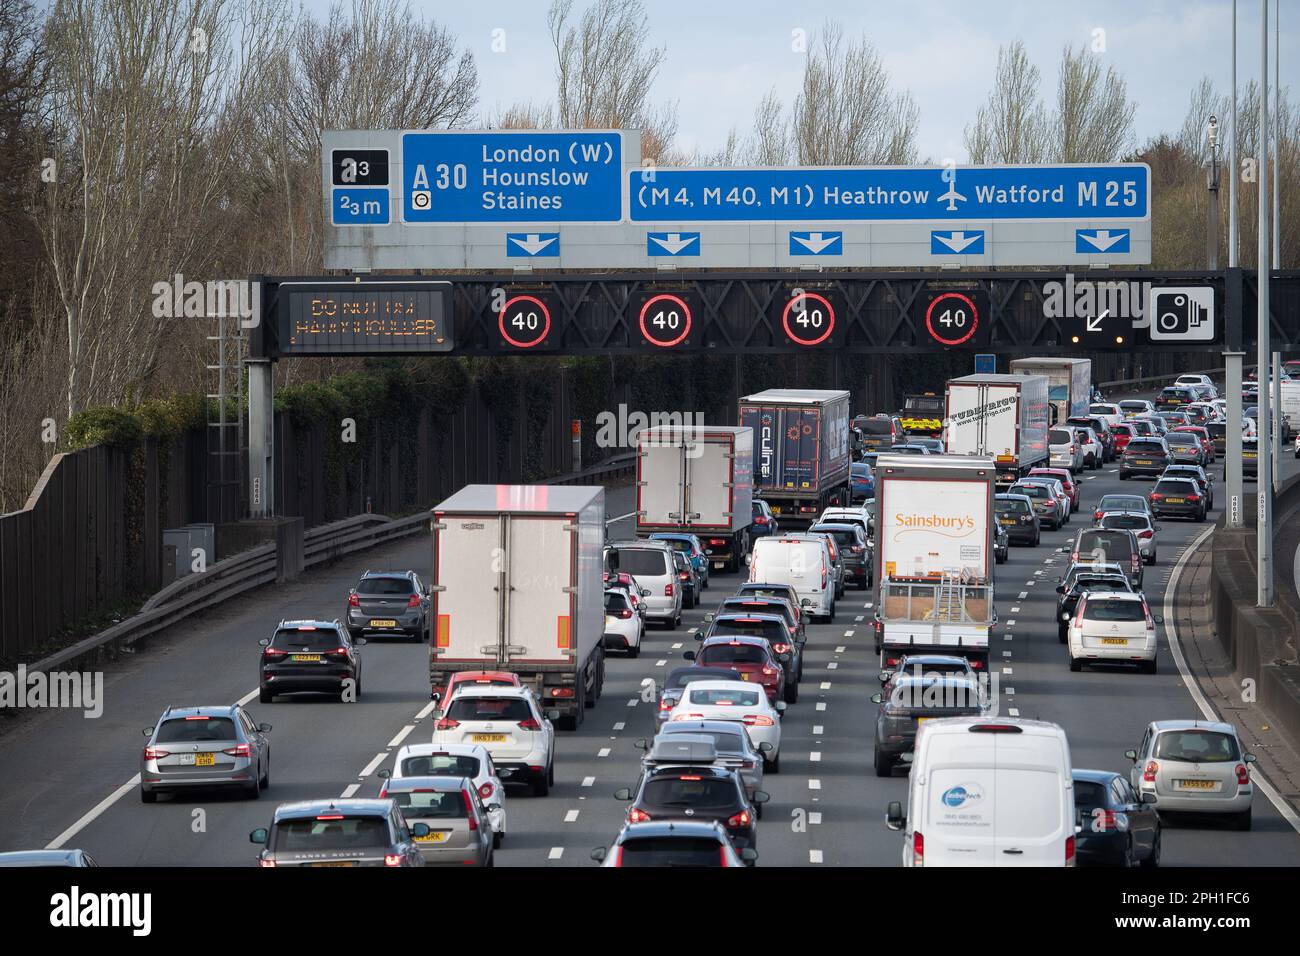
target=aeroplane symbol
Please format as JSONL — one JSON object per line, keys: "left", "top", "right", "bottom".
{"left": 938, "top": 183, "right": 966, "bottom": 212}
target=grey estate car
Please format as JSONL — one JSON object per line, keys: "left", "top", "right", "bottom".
{"left": 140, "top": 704, "right": 271, "bottom": 803}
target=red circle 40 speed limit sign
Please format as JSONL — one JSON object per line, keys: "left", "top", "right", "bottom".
{"left": 924, "top": 291, "right": 980, "bottom": 346}
{"left": 638, "top": 293, "right": 692, "bottom": 347}
{"left": 498, "top": 294, "right": 552, "bottom": 349}
{"left": 782, "top": 290, "right": 836, "bottom": 346}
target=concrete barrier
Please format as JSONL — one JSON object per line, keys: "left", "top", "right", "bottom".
{"left": 1210, "top": 476, "right": 1300, "bottom": 750}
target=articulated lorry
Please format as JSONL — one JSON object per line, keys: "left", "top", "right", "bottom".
{"left": 429, "top": 484, "right": 605, "bottom": 731}
{"left": 945, "top": 373, "right": 1051, "bottom": 488}
{"left": 1008, "top": 358, "right": 1092, "bottom": 426}
{"left": 634, "top": 425, "right": 754, "bottom": 572}
{"left": 871, "top": 454, "right": 998, "bottom": 671}
{"left": 739, "top": 389, "right": 851, "bottom": 526}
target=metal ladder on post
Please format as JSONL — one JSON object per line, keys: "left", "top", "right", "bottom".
{"left": 934, "top": 572, "right": 964, "bottom": 622}
{"left": 206, "top": 310, "right": 246, "bottom": 523}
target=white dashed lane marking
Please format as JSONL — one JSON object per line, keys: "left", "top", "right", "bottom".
{"left": 827, "top": 662, "right": 838, "bottom": 670}
{"left": 548, "top": 847, "right": 564, "bottom": 860}
{"left": 564, "top": 810, "right": 580, "bottom": 823}
{"left": 358, "top": 753, "right": 388, "bottom": 778}
{"left": 1009, "top": 708, "right": 1021, "bottom": 717}
{"left": 810, "top": 752, "right": 822, "bottom": 762}
{"left": 813, "top": 725, "right": 824, "bottom": 735}
{"left": 340, "top": 783, "right": 360, "bottom": 798}
{"left": 582, "top": 776, "right": 595, "bottom": 788}
{"left": 387, "top": 725, "right": 415, "bottom": 749}
{"left": 597, "top": 748, "right": 611, "bottom": 758}
{"left": 820, "top": 682, "right": 832, "bottom": 690}
{"left": 613, "top": 722, "right": 625, "bottom": 731}
{"left": 415, "top": 700, "right": 438, "bottom": 720}
{"left": 1018, "top": 591, "right": 1028, "bottom": 599}
{"left": 808, "top": 779, "right": 822, "bottom": 790}
{"left": 809, "top": 849, "right": 825, "bottom": 864}
{"left": 816, "top": 702, "right": 827, "bottom": 711}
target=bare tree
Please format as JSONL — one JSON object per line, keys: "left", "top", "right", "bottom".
{"left": 1052, "top": 45, "right": 1136, "bottom": 162}
{"left": 964, "top": 40, "right": 1048, "bottom": 163}
{"left": 791, "top": 22, "right": 918, "bottom": 165}
{"left": 748, "top": 89, "right": 790, "bottom": 165}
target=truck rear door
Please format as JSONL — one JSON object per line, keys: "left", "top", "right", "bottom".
{"left": 638, "top": 441, "right": 684, "bottom": 526}
{"left": 685, "top": 437, "right": 732, "bottom": 528}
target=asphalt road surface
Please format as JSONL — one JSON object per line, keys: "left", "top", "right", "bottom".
{"left": 1, "top": 456, "right": 1298, "bottom": 866}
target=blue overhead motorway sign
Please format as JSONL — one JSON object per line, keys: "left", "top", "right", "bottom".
{"left": 628, "top": 164, "right": 1150, "bottom": 222}
{"left": 402, "top": 130, "right": 622, "bottom": 223}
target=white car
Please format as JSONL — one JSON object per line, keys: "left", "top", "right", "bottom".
{"left": 1069, "top": 425, "right": 1104, "bottom": 470}
{"left": 1175, "top": 373, "right": 1215, "bottom": 391}
{"left": 1118, "top": 399, "right": 1156, "bottom": 420}
{"left": 1241, "top": 417, "right": 1257, "bottom": 438}
{"left": 1125, "top": 720, "right": 1256, "bottom": 829}
{"left": 386, "top": 743, "right": 507, "bottom": 845}
{"left": 818, "top": 504, "right": 873, "bottom": 539}
{"left": 667, "top": 680, "right": 784, "bottom": 770}
{"left": 1294, "top": 433, "right": 1299, "bottom": 458}
{"left": 1067, "top": 592, "right": 1161, "bottom": 674}
{"left": 1088, "top": 403, "right": 1124, "bottom": 429}
{"left": 1049, "top": 427, "right": 1085, "bottom": 473}
{"left": 603, "top": 588, "right": 645, "bottom": 657}
{"left": 432, "top": 685, "right": 557, "bottom": 796}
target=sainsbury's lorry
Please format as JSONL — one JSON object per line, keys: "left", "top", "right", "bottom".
{"left": 634, "top": 425, "right": 754, "bottom": 572}
{"left": 945, "top": 373, "right": 1051, "bottom": 488}
{"left": 872, "top": 454, "right": 998, "bottom": 671}
{"left": 429, "top": 484, "right": 605, "bottom": 731}
{"left": 739, "top": 389, "right": 851, "bottom": 526}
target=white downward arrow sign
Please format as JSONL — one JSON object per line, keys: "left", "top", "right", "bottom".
{"left": 793, "top": 232, "right": 839, "bottom": 254}
{"left": 650, "top": 233, "right": 697, "bottom": 254}
{"left": 510, "top": 234, "right": 558, "bottom": 255}
{"left": 935, "top": 231, "right": 981, "bottom": 252}
{"left": 1081, "top": 230, "right": 1124, "bottom": 252}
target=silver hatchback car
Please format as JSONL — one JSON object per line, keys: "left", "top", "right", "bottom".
{"left": 1125, "top": 720, "right": 1256, "bottom": 829}
{"left": 381, "top": 775, "right": 497, "bottom": 866}
{"left": 140, "top": 705, "right": 271, "bottom": 803}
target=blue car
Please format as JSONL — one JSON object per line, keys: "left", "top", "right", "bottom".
{"left": 850, "top": 462, "right": 875, "bottom": 502}
{"left": 649, "top": 533, "right": 710, "bottom": 591}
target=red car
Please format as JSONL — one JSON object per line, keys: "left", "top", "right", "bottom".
{"left": 687, "top": 636, "right": 785, "bottom": 704}
{"left": 1109, "top": 422, "right": 1137, "bottom": 454}
{"left": 1027, "top": 467, "right": 1080, "bottom": 512}
{"left": 1173, "top": 425, "right": 1216, "bottom": 463}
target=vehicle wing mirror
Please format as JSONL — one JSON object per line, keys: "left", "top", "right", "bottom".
{"left": 878, "top": 671, "right": 892, "bottom": 684}
{"left": 1244, "top": 753, "right": 1257, "bottom": 764}
{"left": 142, "top": 727, "right": 154, "bottom": 737}
{"left": 683, "top": 650, "right": 696, "bottom": 661}
{"left": 249, "top": 828, "right": 268, "bottom": 844}
{"left": 355, "top": 637, "right": 367, "bottom": 646}
{"left": 591, "top": 847, "right": 608, "bottom": 862}
{"left": 377, "top": 768, "right": 391, "bottom": 779}
{"left": 775, "top": 701, "right": 786, "bottom": 713}
{"left": 257, "top": 723, "right": 272, "bottom": 733}
{"left": 1140, "top": 791, "right": 1157, "bottom": 804}
{"left": 703, "top": 612, "right": 715, "bottom": 623}
{"left": 752, "top": 790, "right": 770, "bottom": 804}
{"left": 411, "top": 823, "right": 431, "bottom": 838}
{"left": 258, "top": 638, "right": 270, "bottom": 647}
{"left": 1152, "top": 614, "right": 1164, "bottom": 625}
{"left": 740, "top": 847, "right": 758, "bottom": 863}
{"left": 757, "top": 741, "right": 773, "bottom": 753}
{"left": 801, "top": 598, "right": 812, "bottom": 608}
{"left": 1124, "top": 749, "right": 1138, "bottom": 762}
{"left": 1055, "top": 584, "right": 1065, "bottom": 594}
{"left": 640, "top": 588, "right": 650, "bottom": 597}
{"left": 870, "top": 693, "right": 883, "bottom": 704}
{"left": 885, "top": 801, "right": 906, "bottom": 831}
{"left": 633, "top": 738, "right": 648, "bottom": 751}
{"left": 544, "top": 709, "right": 561, "bottom": 722}
{"left": 614, "top": 788, "right": 632, "bottom": 801}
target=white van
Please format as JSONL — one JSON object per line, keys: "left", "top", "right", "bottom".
{"left": 886, "top": 717, "right": 1077, "bottom": 867}
{"left": 604, "top": 541, "right": 682, "bottom": 629}
{"left": 747, "top": 534, "right": 835, "bottom": 622}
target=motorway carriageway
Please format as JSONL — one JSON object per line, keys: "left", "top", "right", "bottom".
{"left": 0, "top": 459, "right": 1298, "bottom": 866}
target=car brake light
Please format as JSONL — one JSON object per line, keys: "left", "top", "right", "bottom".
{"left": 479, "top": 782, "right": 494, "bottom": 800}
{"left": 678, "top": 571, "right": 690, "bottom": 581}
{"left": 1235, "top": 764, "right": 1249, "bottom": 786}
{"left": 518, "top": 717, "right": 541, "bottom": 731}
{"left": 385, "top": 854, "right": 403, "bottom": 867}
{"left": 1070, "top": 444, "right": 1077, "bottom": 453}
{"left": 1094, "top": 510, "right": 1103, "bottom": 520}
{"left": 435, "top": 717, "right": 460, "bottom": 730}
{"left": 316, "top": 814, "right": 345, "bottom": 820}
{"left": 659, "top": 697, "right": 672, "bottom": 711}
{"left": 773, "top": 644, "right": 790, "bottom": 655}
{"left": 679, "top": 775, "right": 703, "bottom": 781}
{"left": 913, "top": 831, "right": 924, "bottom": 866}
{"left": 754, "top": 516, "right": 769, "bottom": 525}
{"left": 407, "top": 593, "right": 421, "bottom": 608}
{"left": 1143, "top": 760, "right": 1158, "bottom": 783}
{"left": 727, "top": 810, "right": 752, "bottom": 828}
{"left": 263, "top": 646, "right": 287, "bottom": 657}
{"left": 628, "top": 808, "right": 651, "bottom": 823}
{"left": 1065, "top": 835, "right": 1075, "bottom": 866}
{"left": 1187, "top": 494, "right": 1200, "bottom": 502}
{"left": 143, "top": 746, "right": 169, "bottom": 759}
{"left": 259, "top": 858, "right": 276, "bottom": 867}
{"left": 665, "top": 583, "right": 674, "bottom": 597}
{"left": 348, "top": 593, "right": 360, "bottom": 608}
{"left": 223, "top": 743, "right": 252, "bottom": 758}
{"left": 743, "top": 715, "right": 775, "bottom": 726}
{"left": 462, "top": 790, "right": 479, "bottom": 830}
{"left": 761, "top": 666, "right": 776, "bottom": 677}
{"left": 1138, "top": 530, "right": 1153, "bottom": 539}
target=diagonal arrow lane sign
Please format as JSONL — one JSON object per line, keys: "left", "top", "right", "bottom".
{"left": 1086, "top": 309, "right": 1110, "bottom": 333}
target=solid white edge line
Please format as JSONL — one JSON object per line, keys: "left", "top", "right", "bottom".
{"left": 46, "top": 776, "right": 141, "bottom": 850}
{"left": 1164, "top": 525, "right": 1300, "bottom": 835}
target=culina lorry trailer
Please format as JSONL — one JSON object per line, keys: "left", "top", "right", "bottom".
{"left": 738, "top": 389, "right": 851, "bottom": 525}
{"left": 871, "top": 454, "right": 998, "bottom": 671}
{"left": 1008, "top": 358, "right": 1092, "bottom": 426}
{"left": 429, "top": 484, "right": 605, "bottom": 730}
{"left": 634, "top": 425, "right": 754, "bottom": 572}
{"left": 944, "top": 373, "right": 1051, "bottom": 488}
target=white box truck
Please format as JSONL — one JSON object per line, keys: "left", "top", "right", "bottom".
{"left": 429, "top": 484, "right": 605, "bottom": 731}
{"left": 634, "top": 425, "right": 754, "bottom": 572}
{"left": 871, "top": 454, "right": 998, "bottom": 671}
{"left": 1009, "top": 358, "right": 1092, "bottom": 426}
{"left": 945, "top": 373, "right": 1051, "bottom": 488}
{"left": 739, "top": 389, "right": 852, "bottom": 525}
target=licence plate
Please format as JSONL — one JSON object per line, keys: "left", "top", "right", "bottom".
{"left": 415, "top": 831, "right": 449, "bottom": 844}
{"left": 769, "top": 506, "right": 782, "bottom": 514}
{"left": 999, "top": 518, "right": 1015, "bottom": 525}
{"left": 291, "top": 654, "right": 321, "bottom": 662}
{"left": 1101, "top": 638, "right": 1129, "bottom": 645}
{"left": 741, "top": 673, "right": 751, "bottom": 681}
{"left": 473, "top": 734, "right": 506, "bottom": 743}
{"left": 194, "top": 752, "right": 216, "bottom": 767}
{"left": 1166, "top": 498, "right": 1184, "bottom": 504}
{"left": 1244, "top": 452, "right": 1257, "bottom": 458}
{"left": 1135, "top": 459, "right": 1153, "bottom": 465}
{"left": 1178, "top": 779, "right": 1216, "bottom": 790}
{"left": 369, "top": 619, "right": 397, "bottom": 628}
{"left": 311, "top": 861, "right": 357, "bottom": 867}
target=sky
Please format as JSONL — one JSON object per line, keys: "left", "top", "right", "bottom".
{"left": 308, "top": 0, "right": 1299, "bottom": 162}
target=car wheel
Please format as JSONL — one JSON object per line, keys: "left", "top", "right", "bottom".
{"left": 767, "top": 751, "right": 780, "bottom": 774}
{"left": 1033, "top": 532, "right": 1041, "bottom": 547}
{"left": 1058, "top": 626, "right": 1067, "bottom": 644}
{"left": 532, "top": 769, "right": 550, "bottom": 797}
{"left": 1140, "top": 829, "right": 1162, "bottom": 868}
{"left": 756, "top": 802, "right": 764, "bottom": 820}
{"left": 548, "top": 760, "right": 555, "bottom": 787}
{"left": 258, "top": 688, "right": 273, "bottom": 704}
{"left": 627, "top": 642, "right": 639, "bottom": 659}
{"left": 873, "top": 748, "right": 893, "bottom": 777}
{"left": 1232, "top": 808, "right": 1252, "bottom": 831}
{"left": 141, "top": 788, "right": 158, "bottom": 804}
{"left": 784, "top": 680, "right": 799, "bottom": 704}
{"left": 1123, "top": 838, "right": 1136, "bottom": 868}
{"left": 493, "top": 830, "right": 503, "bottom": 849}
{"left": 1143, "top": 658, "right": 1157, "bottom": 675}
{"left": 1069, "top": 657, "right": 1082, "bottom": 672}
{"left": 1119, "top": 472, "right": 1128, "bottom": 480}
{"left": 260, "top": 759, "right": 270, "bottom": 789}
{"left": 244, "top": 776, "right": 261, "bottom": 800}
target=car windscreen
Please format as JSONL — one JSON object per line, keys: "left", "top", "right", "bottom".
{"left": 722, "top": 601, "right": 792, "bottom": 624}
{"left": 272, "top": 816, "right": 389, "bottom": 851}
{"left": 1073, "top": 781, "right": 1110, "bottom": 815}
{"left": 1101, "top": 514, "right": 1149, "bottom": 530}
{"left": 156, "top": 716, "right": 237, "bottom": 743}
{"left": 699, "top": 644, "right": 767, "bottom": 666}
{"left": 1082, "top": 599, "right": 1146, "bottom": 622}
{"left": 1049, "top": 429, "right": 1073, "bottom": 444}
{"left": 357, "top": 577, "right": 412, "bottom": 595}
{"left": 851, "top": 463, "right": 871, "bottom": 476}
{"left": 641, "top": 776, "right": 737, "bottom": 811}
{"left": 1119, "top": 401, "right": 1147, "bottom": 412}
{"left": 608, "top": 549, "right": 670, "bottom": 577}
{"left": 667, "top": 668, "right": 740, "bottom": 689}
{"left": 388, "top": 790, "right": 467, "bottom": 819}
{"left": 858, "top": 420, "right": 893, "bottom": 435}
{"left": 1011, "top": 484, "right": 1048, "bottom": 499}
{"left": 888, "top": 678, "right": 983, "bottom": 711}
{"left": 1090, "top": 405, "right": 1118, "bottom": 416}
{"left": 1072, "top": 577, "right": 1130, "bottom": 594}
{"left": 689, "top": 730, "right": 747, "bottom": 755}
{"left": 445, "top": 697, "right": 532, "bottom": 722}
{"left": 708, "top": 621, "right": 784, "bottom": 641}
{"left": 604, "top": 592, "right": 630, "bottom": 612}
{"left": 686, "top": 686, "right": 761, "bottom": 706}
{"left": 1099, "top": 496, "right": 1145, "bottom": 511}
{"left": 1154, "top": 730, "right": 1239, "bottom": 763}
{"left": 1111, "top": 424, "right": 1135, "bottom": 436}
{"left": 995, "top": 498, "right": 1030, "bottom": 514}
{"left": 814, "top": 528, "right": 859, "bottom": 548}
{"left": 1164, "top": 433, "right": 1198, "bottom": 447}
{"left": 1126, "top": 440, "right": 1166, "bottom": 454}
{"left": 1154, "top": 480, "right": 1197, "bottom": 496}
{"left": 399, "top": 754, "right": 479, "bottom": 778}
{"left": 617, "top": 836, "right": 724, "bottom": 867}
{"left": 1077, "top": 532, "right": 1134, "bottom": 560}
{"left": 657, "top": 539, "right": 693, "bottom": 553}
{"left": 270, "top": 628, "right": 344, "bottom": 650}
{"left": 1207, "top": 423, "right": 1227, "bottom": 437}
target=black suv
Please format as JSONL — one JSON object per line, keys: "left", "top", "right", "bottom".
{"left": 616, "top": 766, "right": 765, "bottom": 855}
{"left": 1149, "top": 477, "right": 1208, "bottom": 521}
{"left": 346, "top": 570, "right": 430, "bottom": 642}
{"left": 1120, "top": 438, "right": 1171, "bottom": 480}
{"left": 809, "top": 522, "right": 872, "bottom": 589}
{"left": 259, "top": 620, "right": 364, "bottom": 702}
